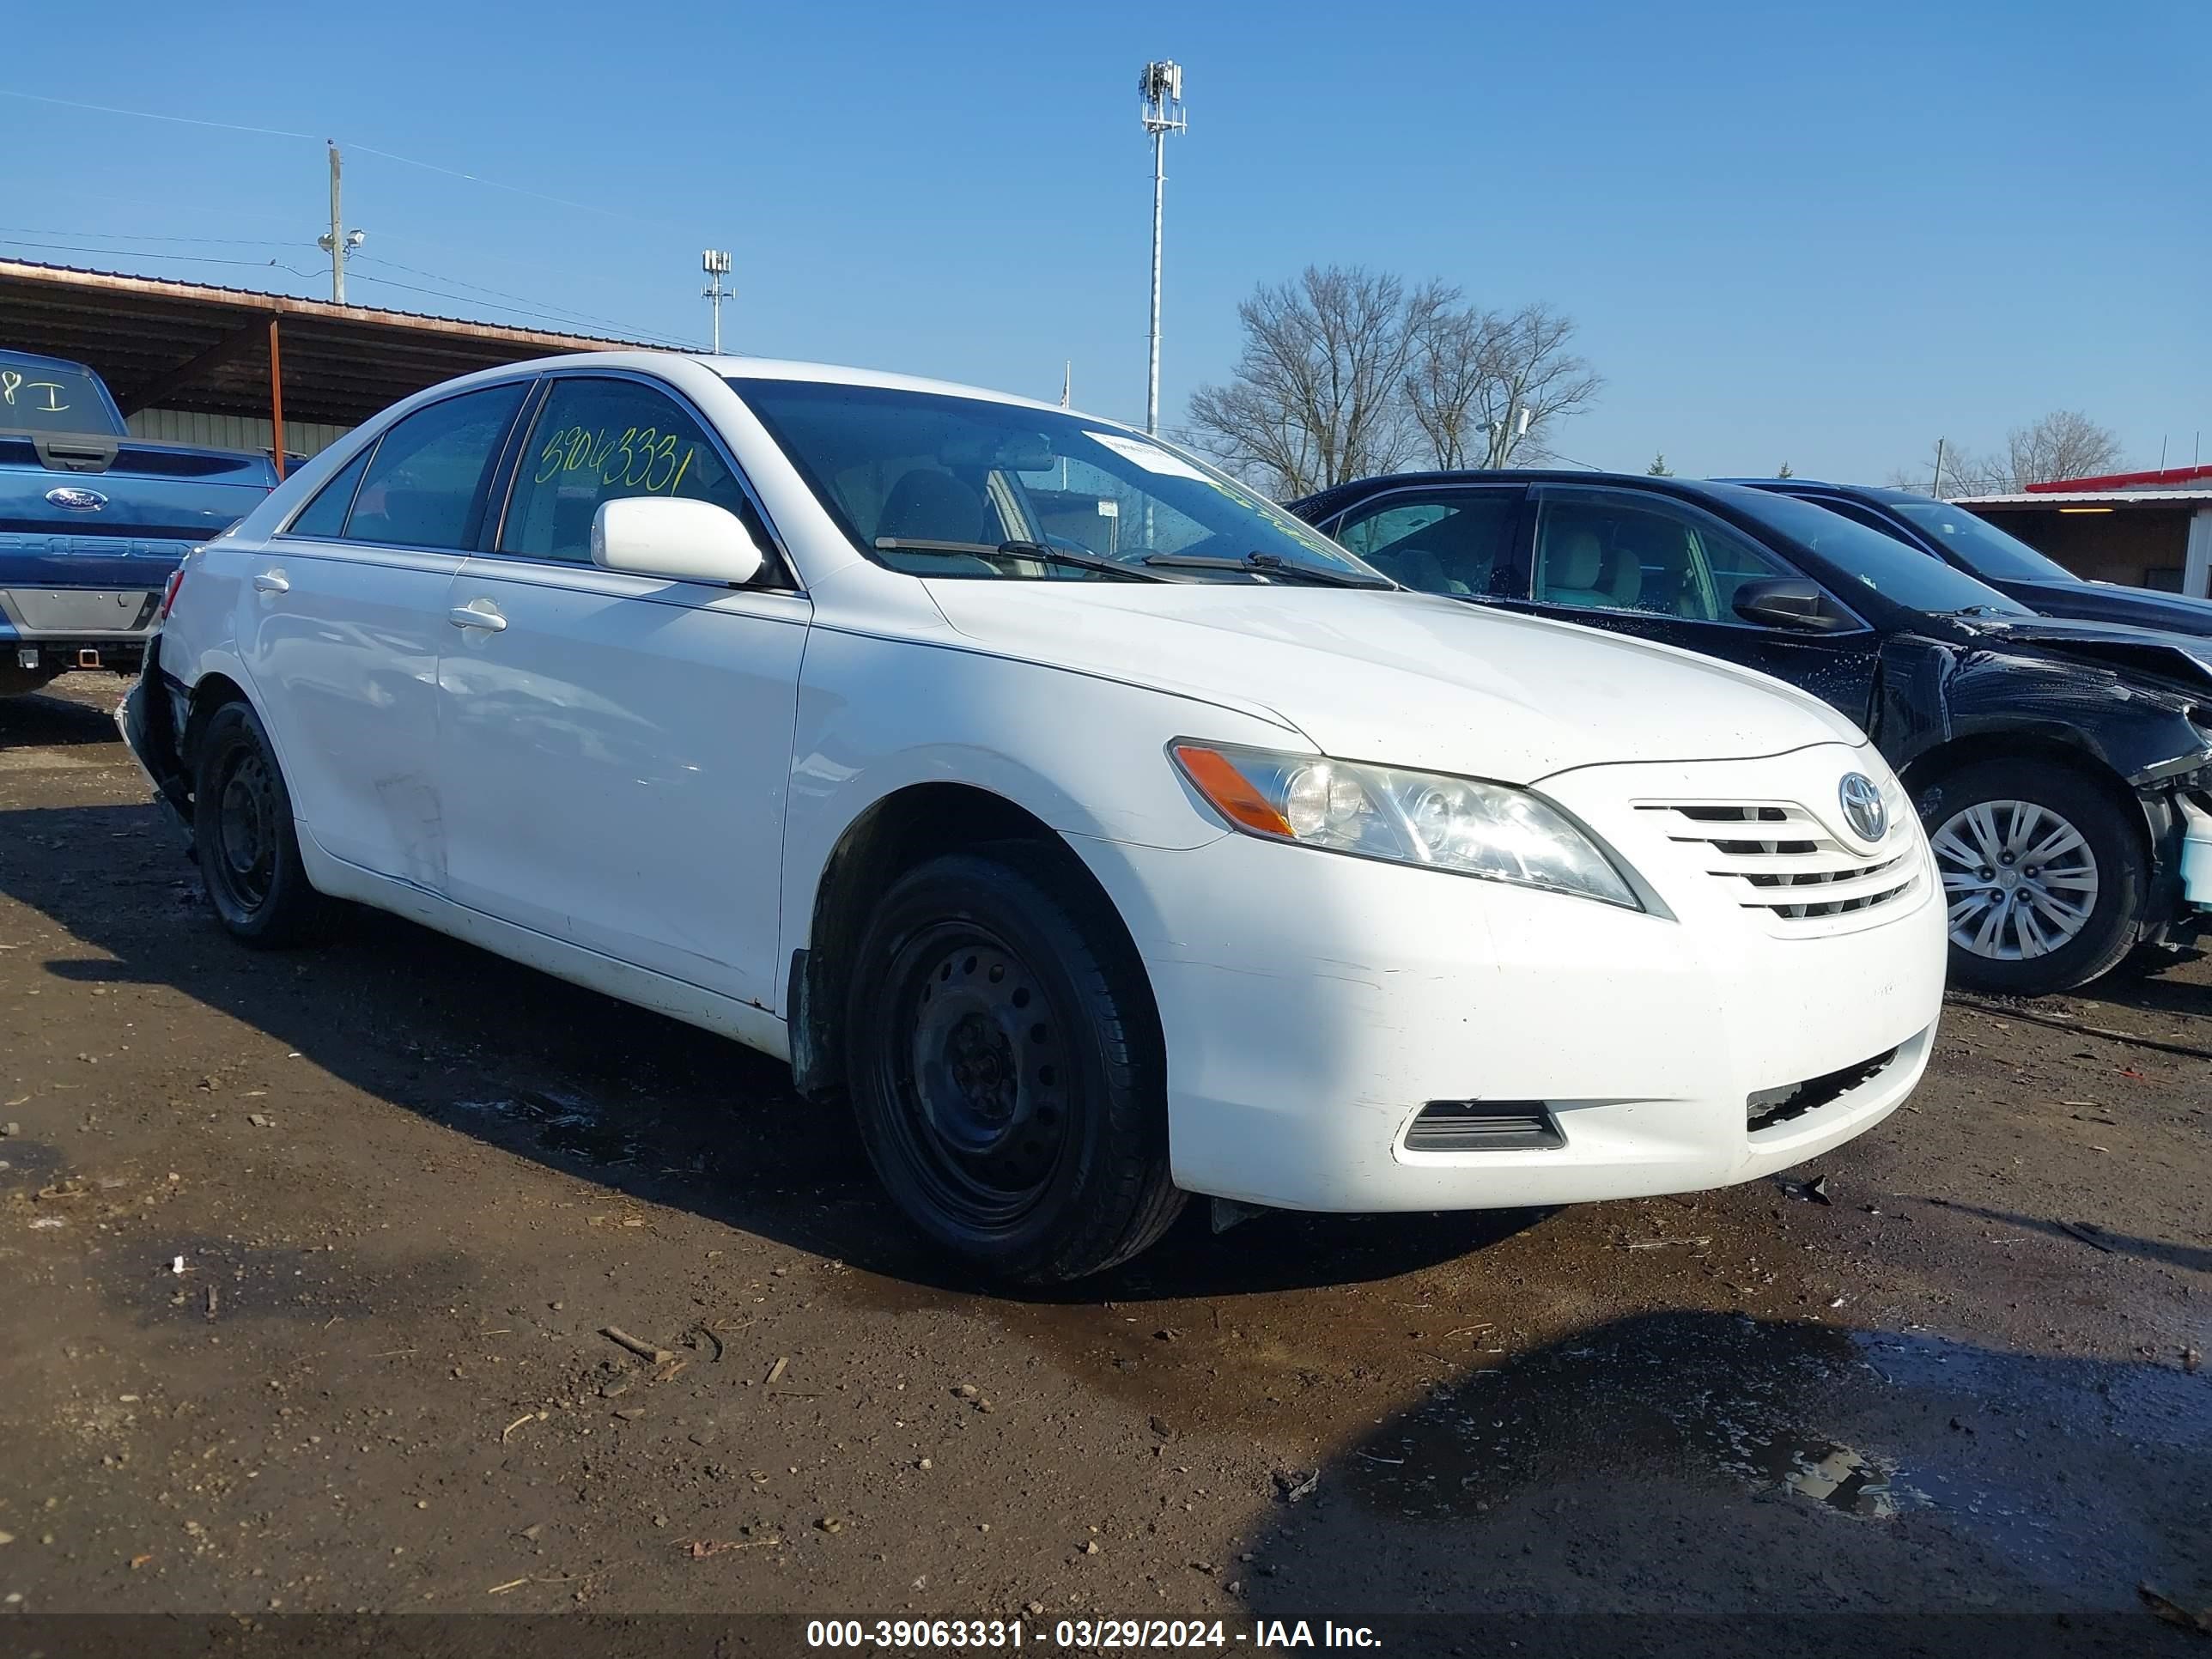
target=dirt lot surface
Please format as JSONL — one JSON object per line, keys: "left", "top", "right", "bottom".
{"left": 3, "top": 673, "right": 2208, "bottom": 1657}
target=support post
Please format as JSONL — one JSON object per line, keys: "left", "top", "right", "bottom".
{"left": 1146, "top": 126, "right": 1165, "bottom": 435}
{"left": 267, "top": 318, "right": 286, "bottom": 481}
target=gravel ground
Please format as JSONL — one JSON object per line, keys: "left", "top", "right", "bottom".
{"left": 2, "top": 672, "right": 2207, "bottom": 1656}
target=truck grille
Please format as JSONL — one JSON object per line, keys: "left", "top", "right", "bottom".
{"left": 1638, "top": 799, "right": 1921, "bottom": 927}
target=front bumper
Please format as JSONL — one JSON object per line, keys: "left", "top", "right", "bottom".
{"left": 1070, "top": 744, "right": 1948, "bottom": 1213}
{"left": 2181, "top": 793, "right": 2212, "bottom": 913}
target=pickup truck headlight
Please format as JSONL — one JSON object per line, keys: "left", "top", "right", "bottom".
{"left": 1171, "top": 742, "right": 1641, "bottom": 909}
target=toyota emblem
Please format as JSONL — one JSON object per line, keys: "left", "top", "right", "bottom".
{"left": 1838, "top": 773, "right": 1887, "bottom": 843}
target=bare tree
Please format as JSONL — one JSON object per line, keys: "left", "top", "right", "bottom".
{"left": 1401, "top": 306, "right": 1498, "bottom": 471}
{"left": 2005, "top": 410, "right": 2124, "bottom": 487}
{"left": 1401, "top": 302, "right": 1602, "bottom": 470}
{"left": 1886, "top": 441, "right": 2005, "bottom": 496}
{"left": 1469, "top": 305, "right": 1601, "bottom": 467}
{"left": 1185, "top": 266, "right": 1456, "bottom": 496}
{"left": 1890, "top": 414, "right": 2125, "bottom": 497}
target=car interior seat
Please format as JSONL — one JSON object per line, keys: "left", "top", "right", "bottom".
{"left": 873, "top": 470, "right": 1001, "bottom": 574}
{"left": 1540, "top": 528, "right": 1615, "bottom": 608}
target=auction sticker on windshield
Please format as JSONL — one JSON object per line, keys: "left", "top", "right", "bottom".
{"left": 1085, "top": 430, "right": 1214, "bottom": 483}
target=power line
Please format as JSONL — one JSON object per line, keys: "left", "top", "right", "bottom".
{"left": 0, "top": 89, "right": 316, "bottom": 142}
{"left": 0, "top": 88, "right": 689, "bottom": 232}
{"left": 0, "top": 237, "right": 322, "bottom": 280}
{"left": 349, "top": 253, "right": 681, "bottom": 342}
{"left": 343, "top": 143, "right": 688, "bottom": 231}
{"left": 342, "top": 270, "right": 684, "bottom": 344}
{"left": 0, "top": 224, "right": 312, "bottom": 248}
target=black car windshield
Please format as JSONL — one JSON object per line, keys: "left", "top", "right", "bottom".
{"left": 0, "top": 356, "right": 122, "bottom": 436}
{"left": 730, "top": 378, "right": 1385, "bottom": 586}
{"left": 1888, "top": 498, "right": 2079, "bottom": 584}
{"left": 1724, "top": 487, "right": 2033, "bottom": 617}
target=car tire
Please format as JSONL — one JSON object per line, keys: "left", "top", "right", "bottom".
{"left": 844, "top": 846, "right": 1185, "bottom": 1282}
{"left": 1919, "top": 759, "right": 2145, "bottom": 996}
{"left": 191, "top": 699, "right": 329, "bottom": 947}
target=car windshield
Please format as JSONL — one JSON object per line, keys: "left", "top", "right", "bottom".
{"left": 0, "top": 356, "right": 120, "bottom": 435}
{"left": 730, "top": 378, "right": 1386, "bottom": 586}
{"left": 1888, "top": 498, "right": 2079, "bottom": 584}
{"left": 1724, "top": 487, "right": 2033, "bottom": 617}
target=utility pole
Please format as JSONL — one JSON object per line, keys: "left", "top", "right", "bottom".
{"left": 315, "top": 143, "right": 364, "bottom": 304}
{"left": 1139, "top": 61, "right": 1186, "bottom": 436}
{"left": 702, "top": 251, "right": 733, "bottom": 354}
{"left": 1931, "top": 437, "right": 1946, "bottom": 497}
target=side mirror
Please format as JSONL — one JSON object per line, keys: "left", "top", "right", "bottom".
{"left": 1733, "top": 576, "right": 1844, "bottom": 632}
{"left": 591, "top": 496, "right": 767, "bottom": 586}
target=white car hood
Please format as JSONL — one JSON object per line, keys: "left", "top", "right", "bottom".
{"left": 925, "top": 580, "right": 1867, "bottom": 782}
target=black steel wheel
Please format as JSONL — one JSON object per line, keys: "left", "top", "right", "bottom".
{"left": 845, "top": 848, "right": 1184, "bottom": 1281}
{"left": 191, "top": 700, "right": 328, "bottom": 946}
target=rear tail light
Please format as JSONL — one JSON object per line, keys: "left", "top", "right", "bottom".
{"left": 158, "top": 556, "right": 191, "bottom": 621}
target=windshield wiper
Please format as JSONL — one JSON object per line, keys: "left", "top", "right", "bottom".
{"left": 1942, "top": 605, "right": 2014, "bottom": 618}
{"left": 872, "top": 537, "right": 1167, "bottom": 582}
{"left": 1139, "top": 550, "right": 1393, "bottom": 589}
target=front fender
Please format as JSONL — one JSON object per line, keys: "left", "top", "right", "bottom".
{"left": 775, "top": 627, "right": 1287, "bottom": 994}
{"left": 1881, "top": 634, "right": 2212, "bottom": 786}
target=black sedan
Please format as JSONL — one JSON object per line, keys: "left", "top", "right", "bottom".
{"left": 1729, "top": 479, "right": 2212, "bottom": 636}
{"left": 1288, "top": 471, "right": 2212, "bottom": 996}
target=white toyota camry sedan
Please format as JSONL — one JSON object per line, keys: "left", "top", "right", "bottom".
{"left": 124, "top": 354, "right": 1946, "bottom": 1280}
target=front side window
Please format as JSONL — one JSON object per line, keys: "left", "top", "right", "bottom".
{"left": 501, "top": 377, "right": 760, "bottom": 563}
{"left": 1332, "top": 490, "right": 1520, "bottom": 596}
{"left": 731, "top": 378, "right": 1386, "bottom": 586}
{"left": 344, "top": 383, "right": 526, "bottom": 550}
{"left": 1532, "top": 489, "right": 1795, "bottom": 623}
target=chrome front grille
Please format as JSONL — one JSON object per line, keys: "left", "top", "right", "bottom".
{"left": 1638, "top": 798, "right": 1922, "bottom": 928}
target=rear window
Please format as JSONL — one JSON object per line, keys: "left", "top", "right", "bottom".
{"left": 287, "top": 447, "right": 373, "bottom": 539}
{"left": 0, "top": 357, "right": 123, "bottom": 436}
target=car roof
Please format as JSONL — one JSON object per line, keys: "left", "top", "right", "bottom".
{"left": 644, "top": 352, "right": 1081, "bottom": 419}
{"left": 1303, "top": 469, "right": 1795, "bottom": 510}
{"left": 1717, "top": 477, "right": 1933, "bottom": 506}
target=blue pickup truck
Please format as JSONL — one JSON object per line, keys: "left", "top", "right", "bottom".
{"left": 2, "top": 349, "right": 282, "bottom": 697}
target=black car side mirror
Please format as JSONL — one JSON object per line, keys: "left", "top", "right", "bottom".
{"left": 1734, "top": 577, "right": 1846, "bottom": 632}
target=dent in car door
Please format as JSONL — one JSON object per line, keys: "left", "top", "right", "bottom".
{"left": 434, "top": 374, "right": 807, "bottom": 1010}
{"left": 1517, "top": 484, "right": 1881, "bottom": 728}
{"left": 243, "top": 381, "right": 526, "bottom": 885}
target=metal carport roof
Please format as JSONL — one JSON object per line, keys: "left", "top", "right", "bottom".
{"left": 0, "top": 258, "right": 660, "bottom": 431}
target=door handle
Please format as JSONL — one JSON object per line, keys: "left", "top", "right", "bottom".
{"left": 447, "top": 601, "right": 507, "bottom": 632}
{"left": 252, "top": 571, "right": 289, "bottom": 594}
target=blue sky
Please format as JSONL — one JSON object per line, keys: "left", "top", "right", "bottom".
{"left": 3, "top": 0, "right": 2204, "bottom": 480}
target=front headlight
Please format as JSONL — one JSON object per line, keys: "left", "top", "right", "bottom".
{"left": 1171, "top": 742, "right": 1641, "bottom": 909}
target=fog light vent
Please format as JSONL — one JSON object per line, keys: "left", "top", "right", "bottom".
{"left": 1404, "top": 1099, "right": 1562, "bottom": 1152}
